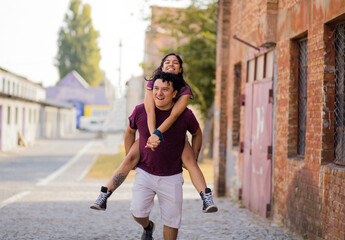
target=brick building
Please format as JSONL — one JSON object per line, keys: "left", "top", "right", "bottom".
{"left": 214, "top": 0, "right": 345, "bottom": 239}
{"left": 144, "top": 6, "right": 188, "bottom": 77}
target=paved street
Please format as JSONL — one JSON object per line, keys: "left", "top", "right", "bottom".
{"left": 0, "top": 132, "right": 301, "bottom": 240}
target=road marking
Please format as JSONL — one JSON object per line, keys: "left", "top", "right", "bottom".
{"left": 0, "top": 191, "right": 31, "bottom": 209}
{"left": 36, "top": 141, "right": 94, "bottom": 186}
{"left": 78, "top": 154, "right": 98, "bottom": 181}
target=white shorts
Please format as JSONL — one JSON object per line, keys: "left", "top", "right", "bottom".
{"left": 130, "top": 168, "right": 184, "bottom": 229}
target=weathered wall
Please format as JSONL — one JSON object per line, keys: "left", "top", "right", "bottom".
{"left": 214, "top": 0, "right": 231, "bottom": 196}
{"left": 215, "top": 0, "right": 345, "bottom": 238}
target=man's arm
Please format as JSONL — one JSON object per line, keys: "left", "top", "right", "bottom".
{"left": 124, "top": 123, "right": 137, "bottom": 155}
{"left": 191, "top": 127, "right": 202, "bottom": 160}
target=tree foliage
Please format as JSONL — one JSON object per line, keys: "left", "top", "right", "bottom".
{"left": 158, "top": 0, "right": 217, "bottom": 118}
{"left": 56, "top": 0, "right": 102, "bottom": 86}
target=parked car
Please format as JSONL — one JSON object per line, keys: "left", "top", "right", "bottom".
{"left": 79, "top": 116, "right": 106, "bottom": 132}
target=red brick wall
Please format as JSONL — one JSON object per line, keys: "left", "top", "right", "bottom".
{"left": 215, "top": 0, "right": 345, "bottom": 238}
{"left": 321, "top": 164, "right": 345, "bottom": 239}
{"left": 273, "top": 2, "right": 345, "bottom": 239}
{"left": 214, "top": 0, "right": 231, "bottom": 197}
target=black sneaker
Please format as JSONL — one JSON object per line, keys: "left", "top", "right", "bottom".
{"left": 200, "top": 188, "right": 218, "bottom": 213}
{"left": 140, "top": 220, "right": 155, "bottom": 240}
{"left": 90, "top": 186, "right": 112, "bottom": 211}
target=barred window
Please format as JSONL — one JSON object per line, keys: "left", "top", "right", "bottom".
{"left": 232, "top": 63, "right": 241, "bottom": 146}
{"left": 334, "top": 23, "right": 345, "bottom": 165}
{"left": 297, "top": 39, "right": 308, "bottom": 156}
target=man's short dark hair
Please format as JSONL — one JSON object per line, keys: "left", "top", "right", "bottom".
{"left": 152, "top": 72, "right": 184, "bottom": 95}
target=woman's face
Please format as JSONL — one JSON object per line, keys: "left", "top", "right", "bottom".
{"left": 161, "top": 55, "right": 182, "bottom": 75}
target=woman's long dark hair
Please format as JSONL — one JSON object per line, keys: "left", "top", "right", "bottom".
{"left": 145, "top": 53, "right": 193, "bottom": 97}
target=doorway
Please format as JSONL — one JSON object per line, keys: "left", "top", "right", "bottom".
{"left": 242, "top": 49, "right": 274, "bottom": 218}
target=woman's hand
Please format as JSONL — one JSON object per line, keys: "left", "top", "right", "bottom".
{"left": 145, "top": 134, "right": 161, "bottom": 151}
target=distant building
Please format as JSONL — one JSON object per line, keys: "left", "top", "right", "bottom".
{"left": 46, "top": 71, "right": 114, "bottom": 131}
{"left": 105, "top": 96, "right": 127, "bottom": 132}
{"left": 126, "top": 75, "right": 145, "bottom": 117}
{"left": 0, "top": 67, "right": 75, "bottom": 151}
{"left": 144, "top": 6, "right": 187, "bottom": 77}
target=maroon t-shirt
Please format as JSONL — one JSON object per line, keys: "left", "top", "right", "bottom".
{"left": 128, "top": 103, "right": 199, "bottom": 176}
{"left": 146, "top": 80, "right": 192, "bottom": 99}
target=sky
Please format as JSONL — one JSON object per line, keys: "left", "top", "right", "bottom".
{"left": 0, "top": 0, "right": 191, "bottom": 96}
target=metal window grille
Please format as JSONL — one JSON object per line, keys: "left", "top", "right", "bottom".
{"left": 232, "top": 64, "right": 241, "bottom": 146}
{"left": 297, "top": 39, "right": 308, "bottom": 156}
{"left": 334, "top": 23, "right": 345, "bottom": 165}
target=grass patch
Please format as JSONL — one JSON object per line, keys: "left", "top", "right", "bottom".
{"left": 182, "top": 158, "right": 214, "bottom": 183}
{"left": 85, "top": 153, "right": 214, "bottom": 183}
{"left": 85, "top": 153, "right": 136, "bottom": 181}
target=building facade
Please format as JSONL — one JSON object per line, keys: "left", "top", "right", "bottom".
{"left": 215, "top": 0, "right": 345, "bottom": 239}
{"left": 0, "top": 67, "right": 75, "bottom": 151}
{"left": 144, "top": 6, "right": 187, "bottom": 77}
{"left": 46, "top": 71, "right": 112, "bottom": 131}
{"left": 126, "top": 75, "right": 144, "bottom": 117}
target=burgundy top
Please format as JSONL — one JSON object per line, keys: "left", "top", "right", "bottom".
{"left": 146, "top": 80, "right": 192, "bottom": 99}
{"left": 129, "top": 103, "right": 199, "bottom": 176}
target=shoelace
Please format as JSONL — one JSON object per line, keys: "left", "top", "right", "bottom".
{"left": 203, "top": 192, "right": 215, "bottom": 206}
{"left": 94, "top": 192, "right": 107, "bottom": 205}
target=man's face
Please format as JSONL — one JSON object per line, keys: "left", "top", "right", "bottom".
{"left": 153, "top": 79, "right": 177, "bottom": 110}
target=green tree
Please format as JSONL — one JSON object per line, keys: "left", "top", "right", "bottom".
{"left": 56, "top": 0, "right": 102, "bottom": 86}
{"left": 149, "top": 0, "right": 217, "bottom": 160}
{"left": 158, "top": 0, "right": 217, "bottom": 118}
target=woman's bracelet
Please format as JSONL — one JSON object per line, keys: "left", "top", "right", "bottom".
{"left": 153, "top": 129, "right": 164, "bottom": 142}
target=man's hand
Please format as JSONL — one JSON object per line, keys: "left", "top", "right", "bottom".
{"left": 145, "top": 134, "right": 161, "bottom": 151}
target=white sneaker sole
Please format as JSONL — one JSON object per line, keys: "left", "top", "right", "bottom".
{"left": 90, "top": 204, "right": 106, "bottom": 211}
{"left": 203, "top": 205, "right": 218, "bottom": 213}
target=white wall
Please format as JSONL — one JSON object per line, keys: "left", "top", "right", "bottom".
{"left": 0, "top": 98, "right": 40, "bottom": 151}
{"left": 126, "top": 75, "right": 145, "bottom": 116}
{"left": 0, "top": 68, "right": 46, "bottom": 101}
{"left": 0, "top": 68, "right": 76, "bottom": 151}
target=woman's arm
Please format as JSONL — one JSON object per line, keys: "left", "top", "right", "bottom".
{"left": 144, "top": 88, "right": 156, "bottom": 135}
{"left": 145, "top": 94, "right": 190, "bottom": 150}
{"left": 157, "top": 94, "right": 190, "bottom": 133}
{"left": 144, "top": 81, "right": 190, "bottom": 149}
{"left": 144, "top": 88, "right": 160, "bottom": 149}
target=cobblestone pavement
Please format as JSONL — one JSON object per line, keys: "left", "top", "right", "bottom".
{"left": 0, "top": 133, "right": 302, "bottom": 240}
